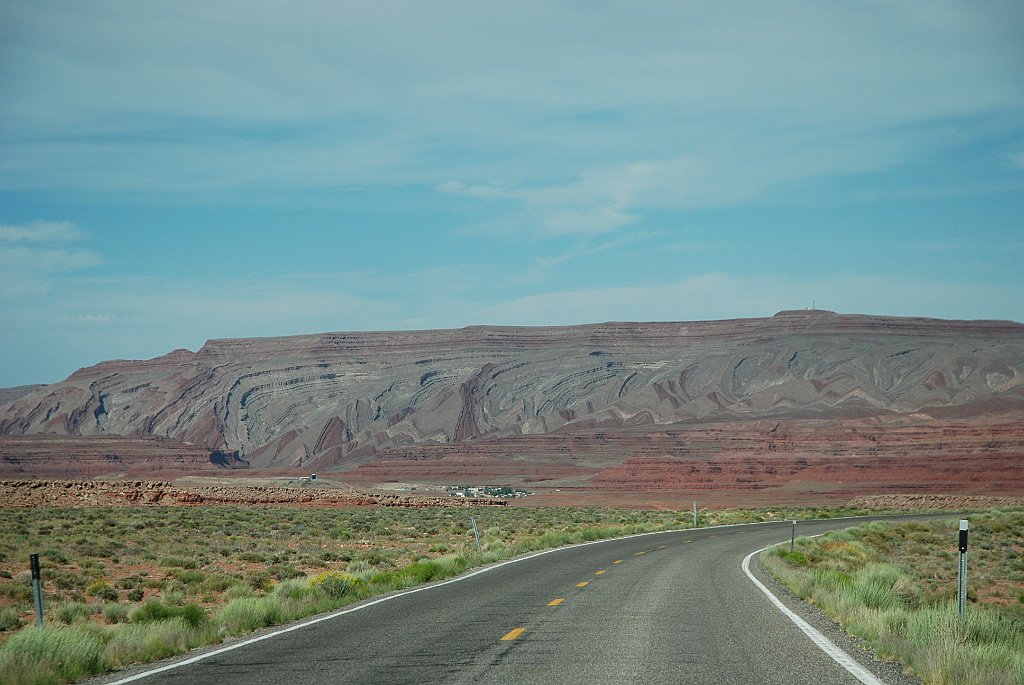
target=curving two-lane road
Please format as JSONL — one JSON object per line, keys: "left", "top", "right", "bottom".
{"left": 100, "top": 518, "right": 930, "bottom": 685}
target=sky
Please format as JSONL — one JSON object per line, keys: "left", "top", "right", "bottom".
{"left": 1, "top": 2, "right": 1022, "bottom": 387}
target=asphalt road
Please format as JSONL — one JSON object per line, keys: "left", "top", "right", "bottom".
{"left": 105, "top": 518, "right": 925, "bottom": 685}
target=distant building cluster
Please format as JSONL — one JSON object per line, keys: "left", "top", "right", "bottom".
{"left": 445, "top": 484, "right": 531, "bottom": 499}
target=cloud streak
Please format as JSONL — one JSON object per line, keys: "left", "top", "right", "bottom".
{"left": 0, "top": 220, "right": 84, "bottom": 242}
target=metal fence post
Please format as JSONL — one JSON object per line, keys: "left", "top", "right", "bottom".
{"left": 31, "top": 553, "right": 44, "bottom": 629}
{"left": 958, "top": 519, "right": 969, "bottom": 620}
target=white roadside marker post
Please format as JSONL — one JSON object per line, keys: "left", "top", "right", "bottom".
{"left": 791, "top": 520, "right": 796, "bottom": 553}
{"left": 471, "top": 515, "right": 482, "bottom": 554}
{"left": 31, "top": 553, "right": 44, "bottom": 629}
{"left": 692, "top": 500, "right": 697, "bottom": 528}
{"left": 958, "top": 519, "right": 969, "bottom": 620}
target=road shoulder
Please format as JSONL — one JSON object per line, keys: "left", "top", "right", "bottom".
{"left": 749, "top": 553, "right": 921, "bottom": 685}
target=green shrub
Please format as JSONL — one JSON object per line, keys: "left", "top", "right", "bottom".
{"left": 127, "top": 588, "right": 144, "bottom": 602}
{"left": 841, "top": 564, "right": 906, "bottom": 612}
{"left": 85, "top": 580, "right": 119, "bottom": 602}
{"left": 0, "top": 624, "right": 106, "bottom": 683}
{"left": 345, "top": 560, "right": 375, "bottom": 582}
{"left": 0, "top": 606, "right": 23, "bottom": 632}
{"left": 776, "top": 549, "right": 808, "bottom": 566}
{"left": 404, "top": 561, "right": 442, "bottom": 584}
{"left": 237, "top": 551, "right": 266, "bottom": 563}
{"left": 157, "top": 556, "right": 197, "bottom": 569}
{"left": 268, "top": 564, "right": 303, "bottom": 581}
{"left": 102, "top": 603, "right": 130, "bottom": 624}
{"left": 245, "top": 569, "right": 272, "bottom": 591}
{"left": 102, "top": 617, "right": 210, "bottom": 668}
{"left": 218, "top": 597, "right": 281, "bottom": 636}
{"left": 200, "top": 574, "right": 234, "bottom": 593}
{"left": 368, "top": 570, "right": 401, "bottom": 591}
{"left": 329, "top": 526, "right": 353, "bottom": 540}
{"left": 309, "top": 570, "right": 360, "bottom": 599}
{"left": 223, "top": 583, "right": 254, "bottom": 600}
{"left": 41, "top": 549, "right": 69, "bottom": 564}
{"left": 811, "top": 568, "right": 851, "bottom": 591}
{"left": 129, "top": 600, "right": 207, "bottom": 628}
{"left": 0, "top": 579, "right": 34, "bottom": 602}
{"left": 55, "top": 602, "right": 94, "bottom": 625}
{"left": 171, "top": 570, "right": 206, "bottom": 585}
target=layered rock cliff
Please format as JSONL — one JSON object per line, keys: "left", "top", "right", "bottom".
{"left": 2, "top": 310, "right": 1022, "bottom": 470}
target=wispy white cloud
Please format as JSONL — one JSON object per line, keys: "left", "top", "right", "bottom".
{"left": 0, "top": 246, "right": 101, "bottom": 271}
{"left": 440, "top": 160, "right": 696, "bottom": 237}
{"left": 0, "top": 221, "right": 101, "bottom": 299}
{"left": 476, "top": 273, "right": 1024, "bottom": 327}
{"left": 57, "top": 312, "right": 116, "bottom": 326}
{"left": 0, "top": 220, "right": 84, "bottom": 242}
{"left": 532, "top": 231, "right": 664, "bottom": 272}
{"left": 2, "top": 2, "right": 1019, "bottom": 197}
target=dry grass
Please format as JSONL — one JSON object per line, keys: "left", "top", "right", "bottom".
{"left": 762, "top": 511, "right": 1024, "bottom": 685}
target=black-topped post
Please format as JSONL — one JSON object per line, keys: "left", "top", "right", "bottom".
{"left": 30, "top": 553, "right": 44, "bottom": 629}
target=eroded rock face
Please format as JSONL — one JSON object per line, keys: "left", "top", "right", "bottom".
{"left": 1, "top": 311, "right": 1022, "bottom": 470}
{"left": 339, "top": 417, "right": 1024, "bottom": 505}
{"left": 0, "top": 435, "right": 247, "bottom": 480}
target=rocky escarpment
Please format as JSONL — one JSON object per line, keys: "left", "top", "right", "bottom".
{"left": 0, "top": 435, "right": 247, "bottom": 480}
{"left": 0, "top": 480, "right": 506, "bottom": 508}
{"left": 847, "top": 494, "right": 1024, "bottom": 511}
{"left": 1, "top": 310, "right": 1022, "bottom": 469}
{"left": 0, "top": 385, "right": 45, "bottom": 404}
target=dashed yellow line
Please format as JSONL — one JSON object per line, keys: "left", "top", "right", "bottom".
{"left": 635, "top": 551, "right": 646, "bottom": 556}
{"left": 547, "top": 598, "right": 565, "bottom": 606}
{"left": 501, "top": 628, "right": 526, "bottom": 641}
{"left": 658, "top": 545, "right": 667, "bottom": 549}
{"left": 613, "top": 559, "right": 623, "bottom": 564}
{"left": 595, "top": 570, "right": 606, "bottom": 575}
{"left": 576, "top": 581, "right": 589, "bottom": 588}
{"left": 684, "top": 540, "right": 693, "bottom": 543}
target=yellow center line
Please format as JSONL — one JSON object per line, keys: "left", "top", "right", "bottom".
{"left": 658, "top": 545, "right": 667, "bottom": 549}
{"left": 576, "top": 581, "right": 589, "bottom": 587}
{"left": 613, "top": 559, "right": 623, "bottom": 564}
{"left": 547, "top": 598, "right": 565, "bottom": 606}
{"left": 595, "top": 570, "right": 606, "bottom": 575}
{"left": 635, "top": 551, "right": 646, "bottom": 556}
{"left": 501, "top": 628, "right": 526, "bottom": 641}
{"left": 684, "top": 540, "right": 693, "bottom": 543}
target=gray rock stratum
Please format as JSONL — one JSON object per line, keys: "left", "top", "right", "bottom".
{"left": 2, "top": 310, "right": 1022, "bottom": 470}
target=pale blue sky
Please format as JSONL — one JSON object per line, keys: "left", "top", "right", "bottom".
{"left": 1, "top": 1, "right": 1022, "bottom": 387}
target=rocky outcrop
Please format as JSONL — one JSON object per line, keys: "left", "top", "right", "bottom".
{"left": 1, "top": 311, "right": 1022, "bottom": 470}
{"left": 0, "top": 480, "right": 506, "bottom": 508}
{"left": 848, "top": 494, "right": 1024, "bottom": 511}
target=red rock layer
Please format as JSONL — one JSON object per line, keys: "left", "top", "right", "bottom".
{"left": 338, "top": 416, "right": 1024, "bottom": 506}
{"left": 0, "top": 435, "right": 247, "bottom": 480}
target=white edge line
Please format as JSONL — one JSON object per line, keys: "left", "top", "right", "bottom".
{"left": 742, "top": 544, "right": 885, "bottom": 685}
{"left": 106, "top": 515, "right": 883, "bottom": 684}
